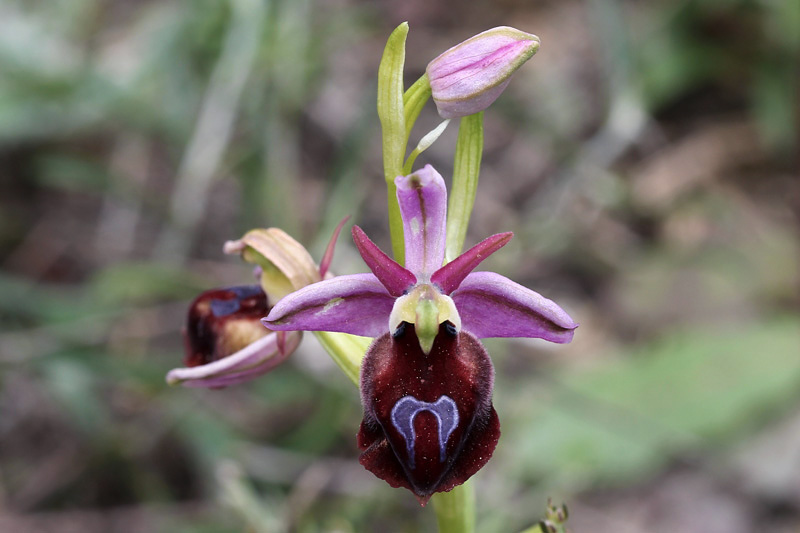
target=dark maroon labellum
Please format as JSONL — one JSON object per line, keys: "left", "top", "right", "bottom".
{"left": 358, "top": 322, "right": 500, "bottom": 505}
{"left": 183, "top": 285, "right": 270, "bottom": 367}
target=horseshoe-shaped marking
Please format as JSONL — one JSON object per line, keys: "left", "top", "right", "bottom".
{"left": 390, "top": 395, "right": 459, "bottom": 469}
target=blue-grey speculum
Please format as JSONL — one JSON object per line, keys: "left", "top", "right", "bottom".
{"left": 390, "top": 395, "right": 458, "bottom": 468}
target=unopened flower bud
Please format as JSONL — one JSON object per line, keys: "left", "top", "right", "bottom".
{"left": 426, "top": 26, "right": 540, "bottom": 119}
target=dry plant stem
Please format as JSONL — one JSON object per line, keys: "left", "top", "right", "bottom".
{"left": 156, "top": 0, "right": 263, "bottom": 262}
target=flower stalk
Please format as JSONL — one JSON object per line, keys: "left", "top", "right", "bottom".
{"left": 433, "top": 481, "right": 476, "bottom": 533}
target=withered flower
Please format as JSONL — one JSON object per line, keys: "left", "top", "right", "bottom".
{"left": 167, "top": 224, "right": 345, "bottom": 388}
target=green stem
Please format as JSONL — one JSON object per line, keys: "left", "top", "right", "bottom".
{"left": 404, "top": 73, "right": 431, "bottom": 140}
{"left": 312, "top": 331, "right": 370, "bottom": 385}
{"left": 445, "top": 112, "right": 484, "bottom": 262}
{"left": 432, "top": 482, "right": 476, "bottom": 533}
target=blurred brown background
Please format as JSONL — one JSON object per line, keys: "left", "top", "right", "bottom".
{"left": 0, "top": 0, "right": 798, "bottom": 531}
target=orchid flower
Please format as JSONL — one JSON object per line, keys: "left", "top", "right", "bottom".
{"left": 167, "top": 223, "right": 346, "bottom": 388}
{"left": 263, "top": 164, "right": 577, "bottom": 504}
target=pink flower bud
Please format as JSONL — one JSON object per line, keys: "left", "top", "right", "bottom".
{"left": 426, "top": 26, "right": 540, "bottom": 119}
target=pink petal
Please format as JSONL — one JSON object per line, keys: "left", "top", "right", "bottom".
{"left": 263, "top": 273, "right": 394, "bottom": 337}
{"left": 395, "top": 165, "right": 447, "bottom": 276}
{"left": 166, "top": 331, "right": 302, "bottom": 388}
{"left": 451, "top": 271, "right": 577, "bottom": 343}
{"left": 319, "top": 215, "right": 351, "bottom": 278}
{"left": 431, "top": 232, "right": 513, "bottom": 294}
{"left": 352, "top": 225, "right": 416, "bottom": 296}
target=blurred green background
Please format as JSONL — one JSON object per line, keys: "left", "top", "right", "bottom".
{"left": 0, "top": 0, "right": 798, "bottom": 531}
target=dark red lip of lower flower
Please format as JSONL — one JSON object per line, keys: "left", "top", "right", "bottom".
{"left": 183, "top": 285, "right": 270, "bottom": 367}
{"left": 358, "top": 322, "right": 500, "bottom": 505}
